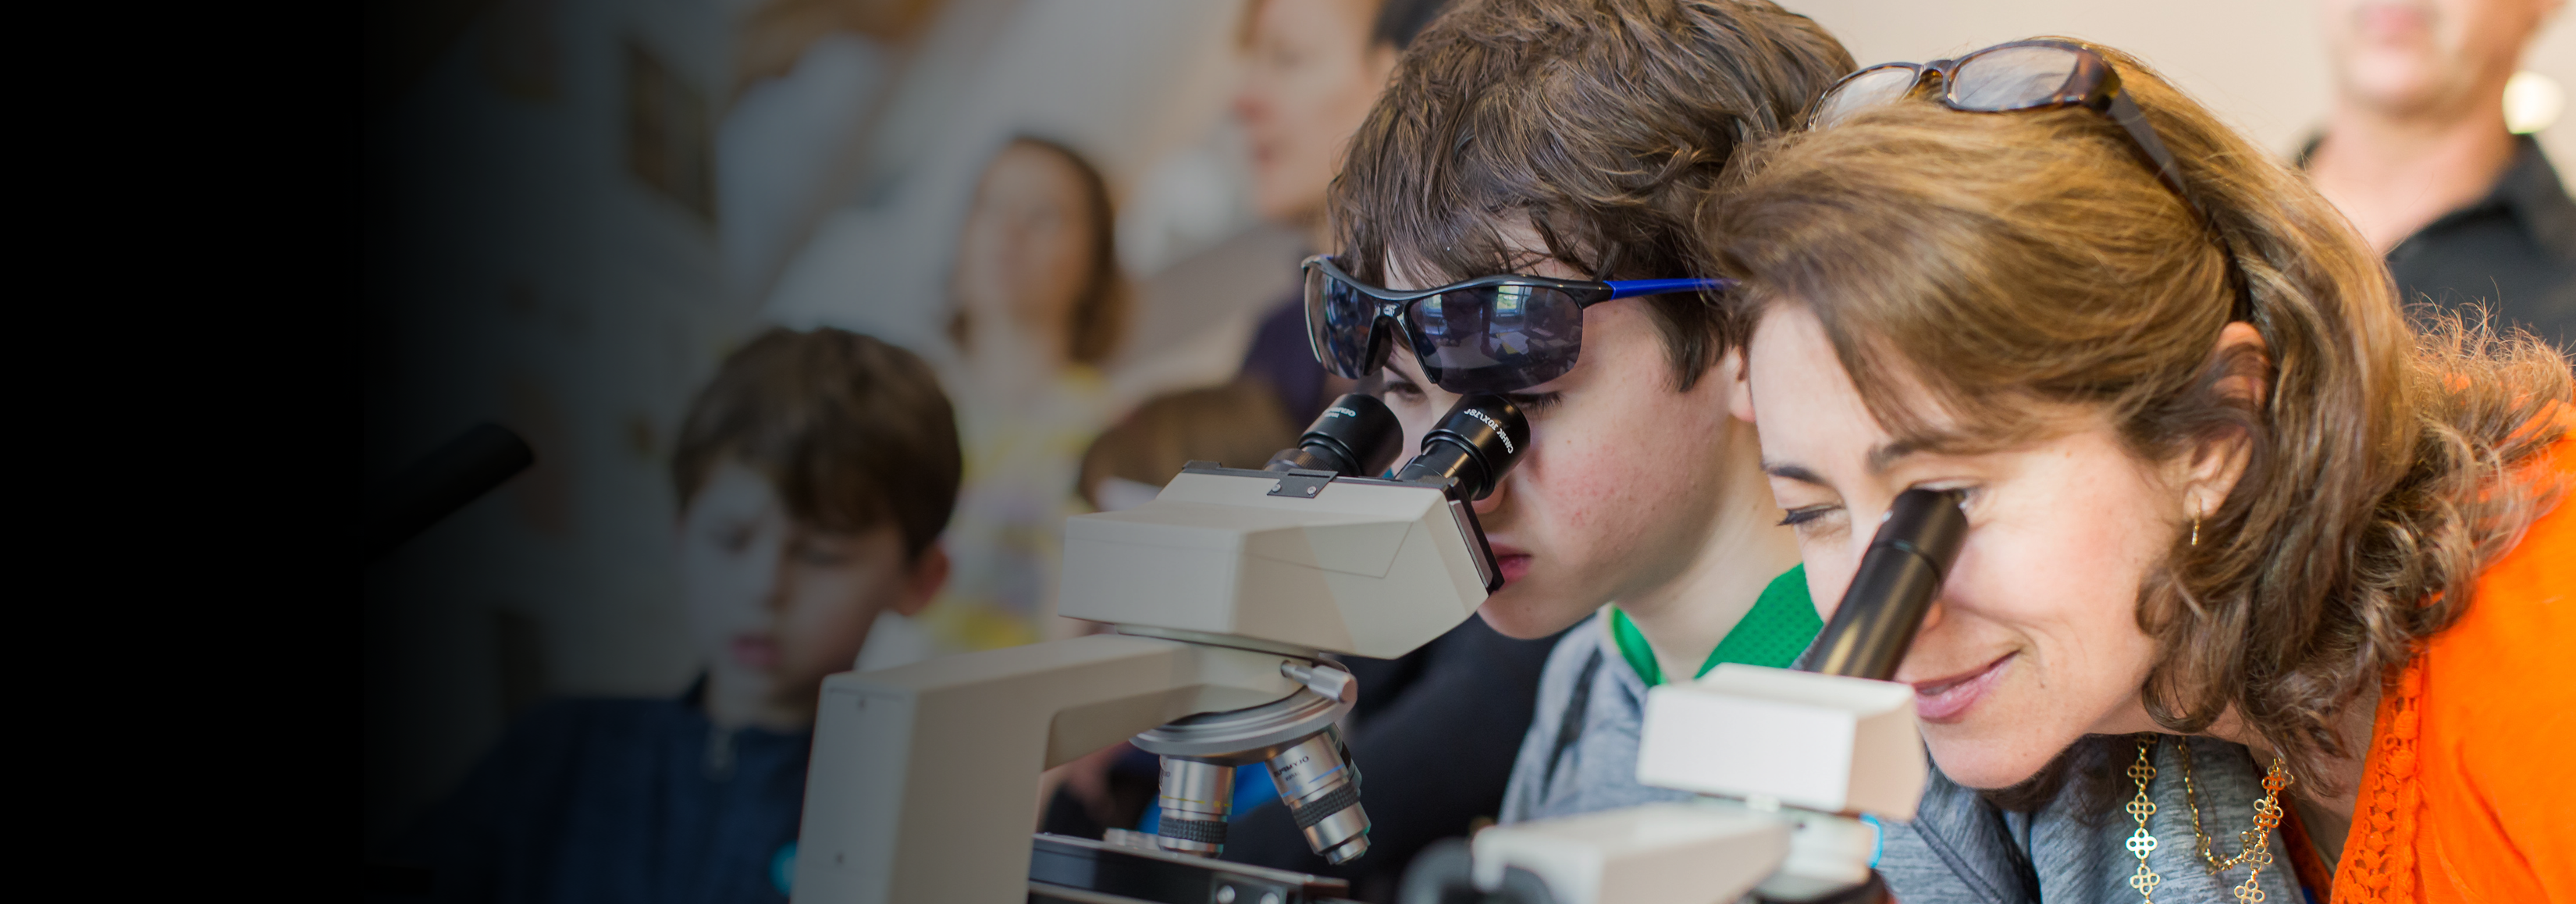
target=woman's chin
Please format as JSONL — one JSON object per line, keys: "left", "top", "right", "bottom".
{"left": 1922, "top": 731, "right": 2067, "bottom": 791}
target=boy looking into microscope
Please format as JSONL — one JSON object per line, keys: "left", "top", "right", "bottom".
{"left": 1313, "top": 0, "right": 1853, "bottom": 820}
{"left": 398, "top": 328, "right": 959, "bottom": 902}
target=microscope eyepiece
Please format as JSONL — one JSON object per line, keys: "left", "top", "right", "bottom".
{"left": 1392, "top": 394, "right": 1530, "bottom": 501}
{"left": 1266, "top": 393, "right": 1404, "bottom": 478}
{"left": 1801, "top": 488, "right": 1969, "bottom": 680}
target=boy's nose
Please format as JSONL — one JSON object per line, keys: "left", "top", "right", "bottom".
{"left": 1471, "top": 472, "right": 1510, "bottom": 514}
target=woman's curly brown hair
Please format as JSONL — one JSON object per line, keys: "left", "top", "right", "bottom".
{"left": 1701, "top": 41, "right": 2571, "bottom": 797}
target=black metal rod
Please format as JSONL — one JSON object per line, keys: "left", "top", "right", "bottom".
{"left": 365, "top": 423, "right": 535, "bottom": 563}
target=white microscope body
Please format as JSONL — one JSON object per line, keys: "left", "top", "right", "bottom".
{"left": 792, "top": 395, "right": 1525, "bottom": 904}
{"left": 1464, "top": 665, "right": 1924, "bottom": 904}
{"left": 1453, "top": 488, "right": 1969, "bottom": 904}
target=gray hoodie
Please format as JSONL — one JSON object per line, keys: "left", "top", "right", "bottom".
{"left": 1500, "top": 614, "right": 2304, "bottom": 902}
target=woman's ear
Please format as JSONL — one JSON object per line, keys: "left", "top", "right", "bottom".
{"left": 2183, "top": 322, "right": 2271, "bottom": 514}
{"left": 895, "top": 542, "right": 951, "bottom": 617}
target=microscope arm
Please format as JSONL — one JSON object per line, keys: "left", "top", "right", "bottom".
{"left": 792, "top": 632, "right": 1305, "bottom": 904}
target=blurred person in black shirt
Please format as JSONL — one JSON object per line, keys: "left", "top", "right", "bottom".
{"left": 2306, "top": 0, "right": 2574, "bottom": 348}
{"left": 394, "top": 329, "right": 959, "bottom": 903}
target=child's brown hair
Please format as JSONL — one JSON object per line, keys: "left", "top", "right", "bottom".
{"left": 672, "top": 328, "right": 961, "bottom": 559}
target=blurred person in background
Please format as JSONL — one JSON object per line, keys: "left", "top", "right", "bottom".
{"left": 1230, "top": 0, "right": 1451, "bottom": 422}
{"left": 1073, "top": 380, "right": 1302, "bottom": 514}
{"left": 923, "top": 137, "right": 1130, "bottom": 654}
{"left": 2307, "top": 0, "right": 2574, "bottom": 346}
{"left": 396, "top": 328, "right": 959, "bottom": 902}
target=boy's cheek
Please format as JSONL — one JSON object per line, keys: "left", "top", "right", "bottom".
{"left": 777, "top": 574, "right": 884, "bottom": 677}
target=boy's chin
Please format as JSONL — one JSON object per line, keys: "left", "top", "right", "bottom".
{"left": 1475, "top": 588, "right": 1592, "bottom": 640}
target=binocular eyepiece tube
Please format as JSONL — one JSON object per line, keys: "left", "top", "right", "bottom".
{"left": 1267, "top": 393, "right": 1405, "bottom": 477}
{"left": 1393, "top": 394, "right": 1531, "bottom": 501}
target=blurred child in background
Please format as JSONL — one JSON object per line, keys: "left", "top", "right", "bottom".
{"left": 924, "top": 136, "right": 1130, "bottom": 655}
{"left": 398, "top": 328, "right": 959, "bottom": 903}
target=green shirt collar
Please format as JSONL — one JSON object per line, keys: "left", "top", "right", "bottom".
{"left": 1606, "top": 564, "right": 1820, "bottom": 686}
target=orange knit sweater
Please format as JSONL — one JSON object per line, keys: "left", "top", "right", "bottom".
{"left": 2332, "top": 416, "right": 2576, "bottom": 904}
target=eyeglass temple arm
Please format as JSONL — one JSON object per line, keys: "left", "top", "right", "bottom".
{"left": 2104, "top": 94, "right": 2199, "bottom": 215}
{"left": 2105, "top": 93, "right": 2256, "bottom": 322}
{"left": 1603, "top": 278, "right": 1734, "bottom": 300}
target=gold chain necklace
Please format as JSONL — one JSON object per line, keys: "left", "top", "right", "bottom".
{"left": 2123, "top": 734, "right": 2294, "bottom": 904}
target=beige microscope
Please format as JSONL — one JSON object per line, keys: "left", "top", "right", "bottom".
{"left": 790, "top": 393, "right": 1532, "bottom": 904}
{"left": 1399, "top": 489, "right": 1970, "bottom": 904}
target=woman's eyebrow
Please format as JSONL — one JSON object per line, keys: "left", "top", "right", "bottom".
{"left": 1867, "top": 429, "right": 1978, "bottom": 474}
{"left": 1867, "top": 440, "right": 1921, "bottom": 475}
{"left": 1762, "top": 460, "right": 1829, "bottom": 486}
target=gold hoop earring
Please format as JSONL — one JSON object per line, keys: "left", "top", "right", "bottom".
{"left": 2190, "top": 508, "right": 2203, "bottom": 547}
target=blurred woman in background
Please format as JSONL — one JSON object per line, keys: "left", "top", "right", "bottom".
{"left": 1706, "top": 39, "right": 2573, "bottom": 903}
{"left": 1229, "top": 0, "right": 1447, "bottom": 421}
{"left": 920, "top": 137, "right": 1129, "bottom": 654}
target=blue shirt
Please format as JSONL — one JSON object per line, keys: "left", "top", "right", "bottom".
{"left": 396, "top": 694, "right": 807, "bottom": 904}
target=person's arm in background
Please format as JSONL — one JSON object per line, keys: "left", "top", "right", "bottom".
{"left": 1221, "top": 615, "right": 1564, "bottom": 898}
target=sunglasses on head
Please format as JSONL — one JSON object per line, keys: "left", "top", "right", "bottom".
{"left": 1809, "top": 39, "right": 2252, "bottom": 321}
{"left": 1302, "top": 254, "right": 1731, "bottom": 394}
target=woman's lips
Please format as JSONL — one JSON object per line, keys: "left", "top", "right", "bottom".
{"left": 1910, "top": 653, "right": 2014, "bottom": 724}
{"left": 731, "top": 635, "right": 780, "bottom": 671}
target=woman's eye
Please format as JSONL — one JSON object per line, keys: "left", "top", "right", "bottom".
{"left": 1382, "top": 379, "right": 1426, "bottom": 403}
{"left": 1777, "top": 504, "right": 1838, "bottom": 528}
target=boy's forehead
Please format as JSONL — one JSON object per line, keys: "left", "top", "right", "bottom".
{"left": 1378, "top": 230, "right": 1589, "bottom": 290}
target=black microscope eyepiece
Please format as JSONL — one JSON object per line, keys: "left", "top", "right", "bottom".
{"left": 1800, "top": 488, "right": 1969, "bottom": 680}
{"left": 1392, "top": 394, "right": 1530, "bottom": 502}
{"left": 1266, "top": 393, "right": 1404, "bottom": 478}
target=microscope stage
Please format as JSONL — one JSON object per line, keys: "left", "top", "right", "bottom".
{"left": 1027, "top": 833, "right": 1354, "bottom": 904}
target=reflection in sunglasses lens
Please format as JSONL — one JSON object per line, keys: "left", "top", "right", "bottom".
{"left": 1407, "top": 286, "right": 1585, "bottom": 393}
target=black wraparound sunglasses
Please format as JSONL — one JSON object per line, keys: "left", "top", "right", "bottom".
{"left": 1809, "top": 40, "right": 2253, "bottom": 321}
{"left": 1301, "top": 255, "right": 1731, "bottom": 394}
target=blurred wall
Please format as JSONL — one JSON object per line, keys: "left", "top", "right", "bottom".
{"left": 365, "top": 0, "right": 738, "bottom": 849}
{"left": 1780, "top": 0, "right": 2574, "bottom": 165}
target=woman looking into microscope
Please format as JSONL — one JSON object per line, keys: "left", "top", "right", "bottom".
{"left": 1703, "top": 39, "right": 2573, "bottom": 904}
